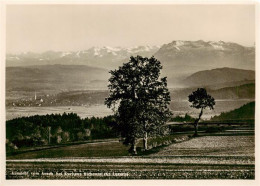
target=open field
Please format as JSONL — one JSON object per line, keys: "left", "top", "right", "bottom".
{"left": 7, "top": 141, "right": 129, "bottom": 159}
{"left": 6, "top": 134, "right": 190, "bottom": 160}
{"left": 152, "top": 135, "right": 254, "bottom": 156}
{"left": 6, "top": 127, "right": 255, "bottom": 179}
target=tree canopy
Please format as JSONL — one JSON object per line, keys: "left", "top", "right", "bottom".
{"left": 6, "top": 113, "right": 118, "bottom": 151}
{"left": 188, "top": 88, "right": 215, "bottom": 136}
{"left": 105, "top": 56, "right": 171, "bottom": 154}
{"left": 188, "top": 88, "right": 215, "bottom": 110}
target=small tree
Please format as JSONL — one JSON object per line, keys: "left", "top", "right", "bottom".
{"left": 61, "top": 131, "right": 70, "bottom": 142}
{"left": 188, "top": 88, "right": 215, "bottom": 136}
{"left": 105, "top": 56, "right": 171, "bottom": 154}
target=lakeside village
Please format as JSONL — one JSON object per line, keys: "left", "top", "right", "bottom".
{"left": 9, "top": 92, "right": 59, "bottom": 107}
{"left": 7, "top": 92, "right": 97, "bottom": 107}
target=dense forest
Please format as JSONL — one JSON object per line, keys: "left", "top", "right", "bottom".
{"left": 6, "top": 113, "right": 118, "bottom": 151}
{"left": 211, "top": 102, "right": 255, "bottom": 121}
{"left": 6, "top": 112, "right": 192, "bottom": 151}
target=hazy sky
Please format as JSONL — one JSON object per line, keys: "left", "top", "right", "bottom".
{"left": 6, "top": 4, "right": 255, "bottom": 53}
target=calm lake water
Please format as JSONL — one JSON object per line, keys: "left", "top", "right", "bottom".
{"left": 6, "top": 105, "right": 113, "bottom": 120}
{"left": 6, "top": 99, "right": 254, "bottom": 121}
{"left": 169, "top": 99, "right": 254, "bottom": 120}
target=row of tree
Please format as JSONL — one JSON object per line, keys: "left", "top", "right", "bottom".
{"left": 6, "top": 113, "right": 118, "bottom": 150}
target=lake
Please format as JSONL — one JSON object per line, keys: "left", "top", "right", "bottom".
{"left": 169, "top": 99, "right": 254, "bottom": 120}
{"left": 6, "top": 99, "right": 254, "bottom": 121}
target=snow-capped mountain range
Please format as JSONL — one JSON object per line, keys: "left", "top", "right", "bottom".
{"left": 6, "top": 40, "right": 255, "bottom": 92}
{"left": 152, "top": 40, "right": 254, "bottom": 87}
{"left": 6, "top": 40, "right": 255, "bottom": 85}
{"left": 6, "top": 45, "right": 160, "bottom": 69}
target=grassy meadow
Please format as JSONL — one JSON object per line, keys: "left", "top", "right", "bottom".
{"left": 6, "top": 125, "right": 255, "bottom": 179}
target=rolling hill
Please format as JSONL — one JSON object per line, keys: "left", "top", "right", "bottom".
{"left": 211, "top": 102, "right": 255, "bottom": 121}
{"left": 6, "top": 64, "right": 255, "bottom": 103}
{"left": 182, "top": 67, "right": 255, "bottom": 87}
{"left": 170, "top": 83, "right": 255, "bottom": 101}
{"left": 6, "top": 65, "right": 110, "bottom": 94}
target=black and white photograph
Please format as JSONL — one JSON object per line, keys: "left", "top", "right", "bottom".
{"left": 1, "top": 0, "right": 259, "bottom": 183}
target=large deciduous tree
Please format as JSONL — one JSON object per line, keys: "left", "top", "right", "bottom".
{"left": 188, "top": 88, "right": 215, "bottom": 137}
{"left": 105, "top": 56, "right": 171, "bottom": 154}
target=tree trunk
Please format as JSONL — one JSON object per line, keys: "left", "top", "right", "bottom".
{"left": 143, "top": 132, "right": 148, "bottom": 151}
{"left": 130, "top": 138, "right": 137, "bottom": 155}
{"left": 48, "top": 126, "right": 51, "bottom": 144}
{"left": 193, "top": 108, "right": 203, "bottom": 137}
{"left": 193, "top": 123, "right": 199, "bottom": 137}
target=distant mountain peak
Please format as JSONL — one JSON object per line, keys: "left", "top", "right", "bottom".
{"left": 154, "top": 40, "right": 255, "bottom": 71}
{"left": 162, "top": 40, "right": 253, "bottom": 51}
{"left": 209, "top": 41, "right": 225, "bottom": 50}
{"left": 6, "top": 45, "right": 161, "bottom": 68}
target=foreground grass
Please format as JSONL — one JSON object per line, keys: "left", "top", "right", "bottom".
{"left": 6, "top": 134, "right": 255, "bottom": 179}
{"left": 6, "top": 126, "right": 255, "bottom": 179}
{"left": 7, "top": 134, "right": 191, "bottom": 159}
{"left": 7, "top": 131, "right": 254, "bottom": 159}
{"left": 6, "top": 159, "right": 254, "bottom": 179}
{"left": 7, "top": 153, "right": 255, "bottom": 179}
{"left": 7, "top": 141, "right": 129, "bottom": 159}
